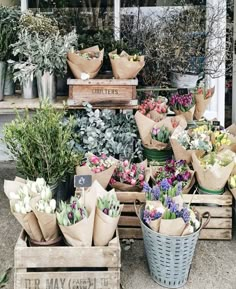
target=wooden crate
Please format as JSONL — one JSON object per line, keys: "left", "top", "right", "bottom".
{"left": 14, "top": 230, "right": 121, "bottom": 289}
{"left": 67, "top": 78, "right": 138, "bottom": 106}
{"left": 116, "top": 191, "right": 233, "bottom": 240}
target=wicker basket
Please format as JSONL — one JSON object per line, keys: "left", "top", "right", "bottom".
{"left": 135, "top": 202, "right": 210, "bottom": 288}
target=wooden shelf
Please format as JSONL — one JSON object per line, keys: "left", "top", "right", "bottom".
{"left": 0, "top": 96, "right": 139, "bottom": 112}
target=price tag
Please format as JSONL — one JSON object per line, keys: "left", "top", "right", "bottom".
{"left": 177, "top": 88, "right": 189, "bottom": 95}
{"left": 212, "top": 120, "right": 220, "bottom": 127}
{"left": 74, "top": 175, "right": 92, "bottom": 188}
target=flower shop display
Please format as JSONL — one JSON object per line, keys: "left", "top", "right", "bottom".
{"left": 138, "top": 97, "right": 168, "bottom": 122}
{"left": 93, "top": 192, "right": 123, "bottom": 246}
{"left": 4, "top": 177, "right": 44, "bottom": 242}
{"left": 170, "top": 125, "right": 212, "bottom": 163}
{"left": 110, "top": 160, "right": 148, "bottom": 192}
{"left": 0, "top": 6, "right": 21, "bottom": 100}
{"left": 67, "top": 45, "right": 104, "bottom": 79}
{"left": 76, "top": 152, "right": 116, "bottom": 189}
{"left": 3, "top": 102, "right": 83, "bottom": 201}
{"left": 169, "top": 92, "right": 195, "bottom": 122}
{"left": 109, "top": 49, "right": 145, "bottom": 79}
{"left": 192, "top": 149, "right": 235, "bottom": 194}
{"left": 193, "top": 86, "right": 215, "bottom": 120}
{"left": 151, "top": 159, "right": 195, "bottom": 194}
{"left": 56, "top": 196, "right": 92, "bottom": 246}
{"left": 135, "top": 111, "right": 187, "bottom": 163}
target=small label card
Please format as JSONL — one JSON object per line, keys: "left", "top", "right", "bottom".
{"left": 177, "top": 88, "right": 189, "bottom": 95}
{"left": 212, "top": 120, "right": 221, "bottom": 127}
{"left": 74, "top": 175, "right": 92, "bottom": 188}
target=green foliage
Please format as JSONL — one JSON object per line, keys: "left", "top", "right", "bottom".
{"left": 0, "top": 268, "right": 11, "bottom": 288}
{"left": 3, "top": 101, "right": 83, "bottom": 186}
{"left": 10, "top": 29, "right": 77, "bottom": 82}
{"left": 0, "top": 6, "right": 21, "bottom": 61}
{"left": 69, "top": 103, "right": 143, "bottom": 161}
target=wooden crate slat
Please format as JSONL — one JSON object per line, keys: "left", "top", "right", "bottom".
{"left": 116, "top": 192, "right": 145, "bottom": 203}
{"left": 199, "top": 229, "right": 232, "bottom": 240}
{"left": 192, "top": 206, "right": 232, "bottom": 217}
{"left": 67, "top": 78, "right": 138, "bottom": 86}
{"left": 15, "top": 271, "right": 120, "bottom": 289}
{"left": 122, "top": 204, "right": 136, "bottom": 213}
{"left": 119, "top": 216, "right": 140, "bottom": 227}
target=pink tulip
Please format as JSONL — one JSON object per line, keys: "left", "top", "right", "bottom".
{"left": 95, "top": 168, "right": 101, "bottom": 173}
{"left": 90, "top": 155, "right": 100, "bottom": 165}
{"left": 100, "top": 164, "right": 105, "bottom": 171}
{"left": 131, "top": 179, "right": 136, "bottom": 185}
{"left": 101, "top": 153, "right": 107, "bottom": 159}
{"left": 138, "top": 174, "right": 144, "bottom": 181}
{"left": 123, "top": 160, "right": 129, "bottom": 167}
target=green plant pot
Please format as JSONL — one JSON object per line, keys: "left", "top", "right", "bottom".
{"left": 198, "top": 184, "right": 224, "bottom": 195}
{"left": 143, "top": 146, "right": 173, "bottom": 164}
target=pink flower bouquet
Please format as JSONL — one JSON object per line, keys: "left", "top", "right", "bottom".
{"left": 138, "top": 97, "right": 168, "bottom": 122}
{"left": 110, "top": 160, "right": 149, "bottom": 192}
{"left": 76, "top": 152, "right": 117, "bottom": 189}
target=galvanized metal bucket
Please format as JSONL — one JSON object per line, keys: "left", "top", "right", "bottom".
{"left": 36, "top": 71, "right": 56, "bottom": 103}
{"left": 135, "top": 201, "right": 210, "bottom": 288}
{"left": 22, "top": 78, "right": 38, "bottom": 99}
{"left": 0, "top": 61, "right": 7, "bottom": 101}
{"left": 4, "top": 68, "right": 15, "bottom": 96}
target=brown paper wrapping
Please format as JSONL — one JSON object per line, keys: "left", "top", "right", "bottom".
{"left": 67, "top": 45, "right": 104, "bottom": 79}
{"left": 227, "top": 165, "right": 236, "bottom": 199}
{"left": 150, "top": 166, "right": 195, "bottom": 194}
{"left": 10, "top": 200, "right": 44, "bottom": 242}
{"left": 135, "top": 111, "right": 187, "bottom": 150}
{"left": 173, "top": 105, "right": 195, "bottom": 122}
{"left": 159, "top": 217, "right": 186, "bottom": 236}
{"left": 145, "top": 200, "right": 164, "bottom": 232}
{"left": 4, "top": 180, "right": 25, "bottom": 199}
{"left": 111, "top": 160, "right": 150, "bottom": 192}
{"left": 192, "top": 150, "right": 235, "bottom": 191}
{"left": 30, "top": 196, "right": 59, "bottom": 242}
{"left": 194, "top": 87, "right": 215, "bottom": 120}
{"left": 109, "top": 50, "right": 145, "bottom": 79}
{"left": 93, "top": 205, "right": 123, "bottom": 246}
{"left": 59, "top": 203, "right": 94, "bottom": 247}
{"left": 170, "top": 126, "right": 203, "bottom": 164}
{"left": 149, "top": 110, "right": 167, "bottom": 122}
{"left": 76, "top": 165, "right": 116, "bottom": 189}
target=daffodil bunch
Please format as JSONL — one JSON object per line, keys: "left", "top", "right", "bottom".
{"left": 212, "top": 131, "right": 231, "bottom": 151}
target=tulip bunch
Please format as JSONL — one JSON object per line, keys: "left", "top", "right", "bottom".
{"left": 199, "top": 150, "right": 235, "bottom": 169}
{"left": 212, "top": 131, "right": 232, "bottom": 150}
{"left": 78, "top": 51, "right": 99, "bottom": 60}
{"left": 151, "top": 125, "right": 171, "bottom": 143}
{"left": 84, "top": 152, "right": 115, "bottom": 174}
{"left": 56, "top": 196, "right": 88, "bottom": 226}
{"left": 110, "top": 160, "right": 145, "bottom": 187}
{"left": 97, "top": 193, "right": 121, "bottom": 218}
{"left": 138, "top": 97, "right": 168, "bottom": 119}
{"left": 169, "top": 92, "right": 195, "bottom": 112}
{"left": 154, "top": 159, "right": 192, "bottom": 187}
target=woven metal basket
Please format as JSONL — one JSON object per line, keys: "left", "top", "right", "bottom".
{"left": 135, "top": 202, "right": 210, "bottom": 288}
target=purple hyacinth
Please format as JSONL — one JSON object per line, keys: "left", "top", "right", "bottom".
{"left": 160, "top": 178, "right": 171, "bottom": 191}
{"left": 154, "top": 211, "right": 163, "bottom": 219}
{"left": 165, "top": 196, "right": 172, "bottom": 208}
{"left": 143, "top": 210, "right": 151, "bottom": 223}
{"left": 176, "top": 182, "right": 182, "bottom": 196}
{"left": 152, "top": 185, "right": 161, "bottom": 200}
{"left": 182, "top": 207, "right": 190, "bottom": 223}
{"left": 170, "top": 202, "right": 179, "bottom": 213}
{"left": 143, "top": 182, "right": 152, "bottom": 193}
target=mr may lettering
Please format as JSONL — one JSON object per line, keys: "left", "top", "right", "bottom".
{"left": 24, "top": 278, "right": 66, "bottom": 289}
{"left": 92, "top": 88, "right": 119, "bottom": 95}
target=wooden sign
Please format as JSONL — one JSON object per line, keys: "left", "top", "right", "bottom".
{"left": 177, "top": 88, "right": 189, "bottom": 95}
{"left": 74, "top": 175, "right": 92, "bottom": 188}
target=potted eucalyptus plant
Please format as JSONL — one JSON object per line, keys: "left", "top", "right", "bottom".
{"left": 0, "top": 6, "right": 20, "bottom": 100}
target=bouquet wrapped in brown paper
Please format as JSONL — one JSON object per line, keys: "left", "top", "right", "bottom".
{"left": 30, "top": 189, "right": 59, "bottom": 242}
{"left": 135, "top": 111, "right": 187, "bottom": 151}
{"left": 93, "top": 192, "right": 123, "bottom": 246}
{"left": 192, "top": 149, "right": 235, "bottom": 194}
{"left": 110, "top": 159, "right": 150, "bottom": 192}
{"left": 150, "top": 159, "right": 195, "bottom": 194}
{"left": 57, "top": 196, "right": 94, "bottom": 246}
{"left": 228, "top": 166, "right": 236, "bottom": 199}
{"left": 67, "top": 45, "right": 104, "bottom": 79}
{"left": 109, "top": 50, "right": 145, "bottom": 79}
{"left": 193, "top": 87, "right": 215, "bottom": 120}
{"left": 143, "top": 182, "right": 201, "bottom": 236}
{"left": 4, "top": 178, "right": 44, "bottom": 242}
{"left": 76, "top": 153, "right": 117, "bottom": 189}
{"left": 170, "top": 125, "right": 212, "bottom": 164}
